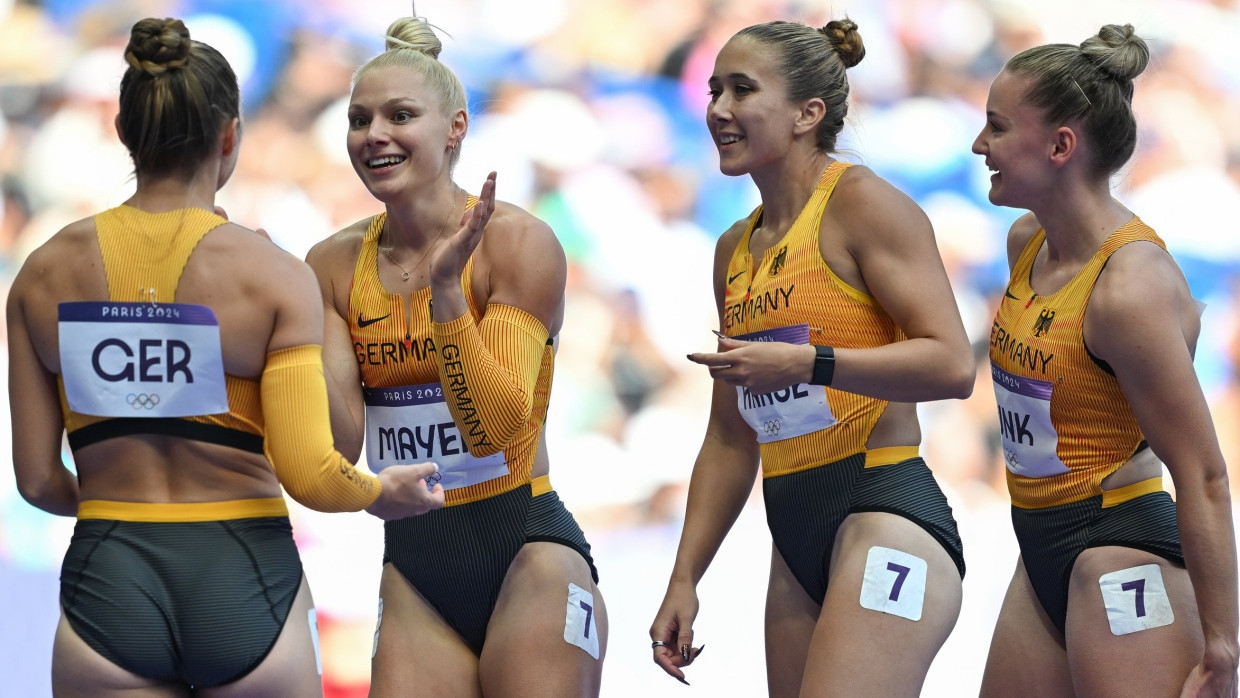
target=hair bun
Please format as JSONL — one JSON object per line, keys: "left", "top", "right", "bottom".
{"left": 1079, "top": 23, "right": 1149, "bottom": 82}
{"left": 384, "top": 17, "right": 443, "bottom": 59}
{"left": 820, "top": 18, "right": 865, "bottom": 69}
{"left": 124, "top": 17, "right": 191, "bottom": 76}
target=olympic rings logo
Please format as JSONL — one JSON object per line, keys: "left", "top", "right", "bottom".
{"left": 126, "top": 393, "right": 161, "bottom": 410}
{"left": 763, "top": 419, "right": 782, "bottom": 437}
{"left": 425, "top": 471, "right": 442, "bottom": 491}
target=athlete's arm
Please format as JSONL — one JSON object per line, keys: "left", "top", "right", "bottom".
{"left": 263, "top": 253, "right": 444, "bottom": 516}
{"left": 1087, "top": 243, "right": 1239, "bottom": 694}
{"left": 652, "top": 223, "right": 759, "bottom": 682}
{"left": 429, "top": 173, "right": 565, "bottom": 456}
{"left": 7, "top": 250, "right": 79, "bottom": 516}
{"left": 825, "top": 169, "right": 973, "bottom": 401}
{"left": 305, "top": 237, "right": 366, "bottom": 462}
{"left": 691, "top": 170, "right": 974, "bottom": 401}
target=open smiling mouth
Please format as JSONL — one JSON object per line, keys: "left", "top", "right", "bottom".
{"left": 367, "top": 155, "right": 407, "bottom": 169}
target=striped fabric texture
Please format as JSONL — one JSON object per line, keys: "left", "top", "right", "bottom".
{"left": 992, "top": 218, "right": 1165, "bottom": 508}
{"left": 60, "top": 516, "right": 302, "bottom": 687}
{"left": 722, "top": 162, "right": 906, "bottom": 478}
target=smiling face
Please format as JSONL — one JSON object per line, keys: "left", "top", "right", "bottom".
{"left": 707, "top": 37, "right": 802, "bottom": 177}
{"left": 972, "top": 69, "right": 1061, "bottom": 210}
{"left": 346, "top": 64, "right": 462, "bottom": 203}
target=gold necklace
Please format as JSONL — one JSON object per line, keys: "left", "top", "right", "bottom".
{"left": 381, "top": 193, "right": 457, "bottom": 282}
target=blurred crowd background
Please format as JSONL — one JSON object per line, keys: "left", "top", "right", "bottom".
{"left": 3, "top": 0, "right": 1240, "bottom": 695}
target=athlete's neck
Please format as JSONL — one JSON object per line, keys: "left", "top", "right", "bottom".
{"left": 126, "top": 167, "right": 221, "bottom": 214}
{"left": 749, "top": 152, "right": 834, "bottom": 236}
{"left": 1031, "top": 181, "right": 1133, "bottom": 267}
{"left": 383, "top": 183, "right": 461, "bottom": 250}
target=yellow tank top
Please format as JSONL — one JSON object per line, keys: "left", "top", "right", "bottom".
{"left": 348, "top": 208, "right": 552, "bottom": 505}
{"left": 59, "top": 205, "right": 264, "bottom": 452}
{"left": 990, "top": 218, "right": 1160, "bottom": 508}
{"left": 724, "top": 162, "right": 905, "bottom": 478}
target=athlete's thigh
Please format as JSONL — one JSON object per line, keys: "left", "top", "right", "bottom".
{"left": 978, "top": 558, "right": 1072, "bottom": 698}
{"left": 370, "top": 563, "right": 481, "bottom": 698}
{"left": 51, "top": 613, "right": 190, "bottom": 698}
{"left": 480, "top": 542, "right": 607, "bottom": 698}
{"left": 765, "top": 544, "right": 820, "bottom": 698}
{"left": 800, "top": 511, "right": 961, "bottom": 698}
{"left": 1065, "top": 546, "right": 1202, "bottom": 698}
{"left": 202, "top": 577, "right": 323, "bottom": 698}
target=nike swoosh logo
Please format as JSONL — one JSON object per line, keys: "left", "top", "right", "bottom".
{"left": 357, "top": 313, "right": 391, "bottom": 328}
{"left": 727, "top": 271, "right": 745, "bottom": 284}
{"left": 1004, "top": 290, "right": 1020, "bottom": 300}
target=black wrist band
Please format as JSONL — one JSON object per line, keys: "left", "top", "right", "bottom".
{"left": 811, "top": 345, "right": 835, "bottom": 386}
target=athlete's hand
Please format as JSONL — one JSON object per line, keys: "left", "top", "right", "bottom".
{"left": 650, "top": 580, "right": 705, "bottom": 684}
{"left": 430, "top": 171, "right": 497, "bottom": 288}
{"left": 1180, "top": 655, "right": 1239, "bottom": 698}
{"left": 688, "top": 333, "right": 816, "bottom": 394}
{"left": 365, "top": 462, "right": 445, "bottom": 520}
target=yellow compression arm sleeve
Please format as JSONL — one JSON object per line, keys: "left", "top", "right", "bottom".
{"left": 261, "top": 345, "right": 381, "bottom": 511}
{"left": 433, "top": 304, "right": 549, "bottom": 458}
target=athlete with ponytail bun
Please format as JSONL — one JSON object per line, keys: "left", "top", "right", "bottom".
{"left": 649, "top": 17, "right": 973, "bottom": 696}
{"left": 974, "top": 23, "right": 1238, "bottom": 697}
{"left": 306, "top": 15, "right": 607, "bottom": 697}
{"left": 7, "top": 16, "right": 443, "bottom": 698}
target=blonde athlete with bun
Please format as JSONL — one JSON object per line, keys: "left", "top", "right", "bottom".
{"left": 974, "top": 24, "right": 1238, "bottom": 697}
{"left": 7, "top": 17, "right": 443, "bottom": 698}
{"left": 306, "top": 16, "right": 606, "bottom": 697}
{"left": 649, "top": 18, "right": 973, "bottom": 697}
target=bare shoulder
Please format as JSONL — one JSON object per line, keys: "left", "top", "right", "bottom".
{"left": 1006, "top": 213, "right": 1042, "bottom": 270}
{"left": 827, "top": 165, "right": 930, "bottom": 241}
{"left": 307, "top": 217, "right": 370, "bottom": 264}
{"left": 480, "top": 201, "right": 563, "bottom": 261}
{"left": 305, "top": 217, "right": 369, "bottom": 285}
{"left": 715, "top": 216, "right": 749, "bottom": 257}
{"left": 198, "top": 223, "right": 320, "bottom": 296}
{"left": 10, "top": 216, "right": 99, "bottom": 299}
{"left": 1091, "top": 240, "right": 1188, "bottom": 317}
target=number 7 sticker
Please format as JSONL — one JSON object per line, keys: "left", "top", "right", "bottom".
{"left": 564, "top": 583, "right": 600, "bottom": 659}
{"left": 1098, "top": 564, "right": 1174, "bottom": 635}
{"left": 859, "top": 546, "right": 927, "bottom": 621}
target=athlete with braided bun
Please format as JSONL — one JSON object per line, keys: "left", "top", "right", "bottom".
{"left": 6, "top": 17, "right": 444, "bottom": 697}
{"left": 974, "top": 24, "right": 1238, "bottom": 697}
{"left": 306, "top": 15, "right": 606, "bottom": 697}
{"left": 648, "top": 17, "right": 973, "bottom": 696}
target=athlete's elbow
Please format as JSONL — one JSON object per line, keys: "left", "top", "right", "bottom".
{"left": 465, "top": 418, "right": 527, "bottom": 457}
{"left": 936, "top": 355, "right": 975, "bottom": 400}
{"left": 947, "top": 367, "right": 975, "bottom": 400}
{"left": 16, "top": 473, "right": 77, "bottom": 516}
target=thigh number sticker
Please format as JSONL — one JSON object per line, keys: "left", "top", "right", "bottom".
{"left": 308, "top": 608, "right": 322, "bottom": 676}
{"left": 564, "top": 583, "right": 600, "bottom": 659}
{"left": 859, "top": 546, "right": 927, "bottom": 621}
{"left": 371, "top": 597, "right": 384, "bottom": 659}
{"left": 1098, "top": 564, "right": 1174, "bottom": 635}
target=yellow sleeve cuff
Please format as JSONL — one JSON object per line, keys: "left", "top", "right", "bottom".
{"left": 262, "top": 345, "right": 381, "bottom": 512}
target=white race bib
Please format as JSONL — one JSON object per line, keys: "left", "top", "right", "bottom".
{"left": 58, "top": 302, "right": 228, "bottom": 417}
{"left": 991, "top": 362, "right": 1069, "bottom": 478}
{"left": 364, "top": 383, "right": 508, "bottom": 490}
{"left": 734, "top": 324, "right": 835, "bottom": 443}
